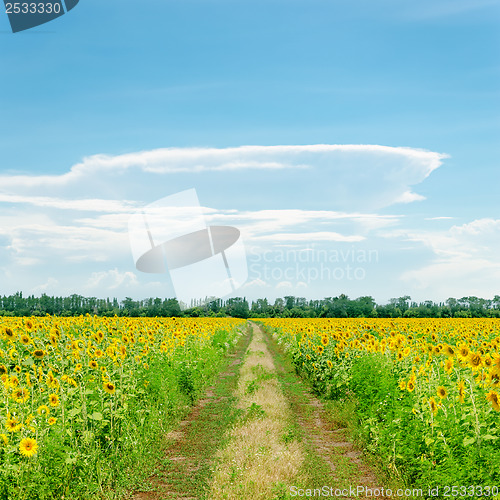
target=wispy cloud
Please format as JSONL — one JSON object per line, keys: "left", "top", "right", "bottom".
{"left": 0, "top": 144, "right": 448, "bottom": 214}
{"left": 394, "top": 218, "right": 500, "bottom": 299}
{"left": 0, "top": 193, "right": 138, "bottom": 212}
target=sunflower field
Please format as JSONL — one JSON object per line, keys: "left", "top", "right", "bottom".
{"left": 0, "top": 315, "right": 244, "bottom": 499}
{"left": 261, "top": 318, "right": 500, "bottom": 491}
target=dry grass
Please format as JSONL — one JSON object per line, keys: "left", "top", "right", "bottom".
{"left": 207, "top": 325, "right": 306, "bottom": 499}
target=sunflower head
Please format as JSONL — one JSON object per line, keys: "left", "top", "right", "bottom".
{"left": 486, "top": 390, "right": 500, "bottom": 411}
{"left": 36, "top": 405, "right": 50, "bottom": 416}
{"left": 444, "top": 345, "right": 455, "bottom": 357}
{"left": 437, "top": 386, "right": 447, "bottom": 399}
{"left": 20, "top": 334, "right": 31, "bottom": 346}
{"left": 48, "top": 394, "right": 60, "bottom": 408}
{"left": 5, "top": 415, "right": 22, "bottom": 433}
{"left": 468, "top": 353, "right": 483, "bottom": 371}
{"left": 103, "top": 382, "right": 116, "bottom": 395}
{"left": 4, "top": 328, "right": 15, "bottom": 340}
{"left": 458, "top": 380, "right": 466, "bottom": 403}
{"left": 33, "top": 349, "right": 45, "bottom": 359}
{"left": 19, "top": 437, "right": 38, "bottom": 458}
{"left": 428, "top": 397, "right": 439, "bottom": 415}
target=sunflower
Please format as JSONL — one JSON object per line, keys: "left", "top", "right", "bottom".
{"left": 458, "top": 345, "right": 470, "bottom": 361}
{"left": 36, "top": 405, "right": 50, "bottom": 416}
{"left": 428, "top": 397, "right": 439, "bottom": 416}
{"left": 444, "top": 358, "right": 454, "bottom": 374}
{"left": 321, "top": 336, "right": 329, "bottom": 346}
{"left": 399, "top": 380, "right": 406, "bottom": 391}
{"left": 19, "top": 437, "right": 38, "bottom": 458}
{"left": 436, "top": 386, "right": 447, "bottom": 399}
{"left": 316, "top": 345, "right": 324, "bottom": 355}
{"left": 0, "top": 365, "right": 7, "bottom": 376}
{"left": 48, "top": 394, "right": 60, "bottom": 407}
{"left": 0, "top": 434, "right": 8, "bottom": 445}
{"left": 48, "top": 417, "right": 57, "bottom": 426}
{"left": 493, "top": 355, "right": 500, "bottom": 371}
{"left": 19, "top": 334, "right": 31, "bottom": 346}
{"left": 67, "top": 377, "right": 78, "bottom": 388}
{"left": 488, "top": 368, "right": 500, "bottom": 388}
{"left": 33, "top": 349, "right": 44, "bottom": 359}
{"left": 443, "top": 344, "right": 455, "bottom": 357}
{"left": 103, "top": 382, "right": 116, "bottom": 395}
{"left": 457, "top": 380, "right": 466, "bottom": 403}
{"left": 483, "top": 355, "right": 493, "bottom": 369}
{"left": 327, "top": 360, "right": 333, "bottom": 369}
{"left": 89, "top": 360, "right": 98, "bottom": 369}
{"left": 12, "top": 387, "right": 30, "bottom": 404}
{"left": 5, "top": 415, "right": 22, "bottom": 433}
{"left": 74, "top": 363, "right": 82, "bottom": 373}
{"left": 407, "top": 380, "right": 415, "bottom": 392}
{"left": 468, "top": 352, "right": 483, "bottom": 371}
{"left": 486, "top": 390, "right": 500, "bottom": 411}
{"left": 5, "top": 328, "right": 18, "bottom": 343}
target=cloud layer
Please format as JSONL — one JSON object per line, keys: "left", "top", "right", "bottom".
{"left": 0, "top": 143, "right": 452, "bottom": 300}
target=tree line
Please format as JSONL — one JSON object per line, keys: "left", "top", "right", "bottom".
{"left": 0, "top": 292, "right": 500, "bottom": 318}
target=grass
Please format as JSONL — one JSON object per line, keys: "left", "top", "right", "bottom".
{"left": 207, "top": 324, "right": 307, "bottom": 500}
{"left": 123, "top": 324, "right": 252, "bottom": 500}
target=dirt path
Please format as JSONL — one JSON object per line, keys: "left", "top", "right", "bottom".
{"left": 128, "top": 322, "right": 392, "bottom": 500}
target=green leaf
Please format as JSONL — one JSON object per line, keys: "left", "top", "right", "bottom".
{"left": 425, "top": 437, "right": 434, "bottom": 446}
{"left": 90, "top": 411, "right": 103, "bottom": 421}
{"left": 67, "top": 407, "right": 81, "bottom": 418}
{"left": 22, "top": 357, "right": 34, "bottom": 367}
{"left": 65, "top": 457, "right": 78, "bottom": 465}
{"left": 482, "top": 434, "right": 498, "bottom": 441}
{"left": 463, "top": 436, "right": 476, "bottom": 446}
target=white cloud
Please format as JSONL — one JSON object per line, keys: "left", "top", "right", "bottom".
{"left": 253, "top": 231, "right": 365, "bottom": 243}
{"left": 394, "top": 191, "right": 426, "bottom": 203}
{"left": 399, "top": 218, "right": 500, "bottom": 299}
{"left": 32, "top": 278, "right": 59, "bottom": 294}
{"left": 241, "top": 278, "right": 270, "bottom": 289}
{"left": 207, "top": 208, "right": 399, "bottom": 240}
{"left": 0, "top": 193, "right": 137, "bottom": 212}
{"left": 0, "top": 144, "right": 447, "bottom": 212}
{"left": 85, "top": 269, "right": 139, "bottom": 290}
{"left": 424, "top": 217, "right": 454, "bottom": 220}
{"left": 0, "top": 143, "right": 450, "bottom": 299}
{"left": 276, "top": 281, "right": 293, "bottom": 290}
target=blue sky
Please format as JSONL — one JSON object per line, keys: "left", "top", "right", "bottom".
{"left": 0, "top": 0, "right": 499, "bottom": 305}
